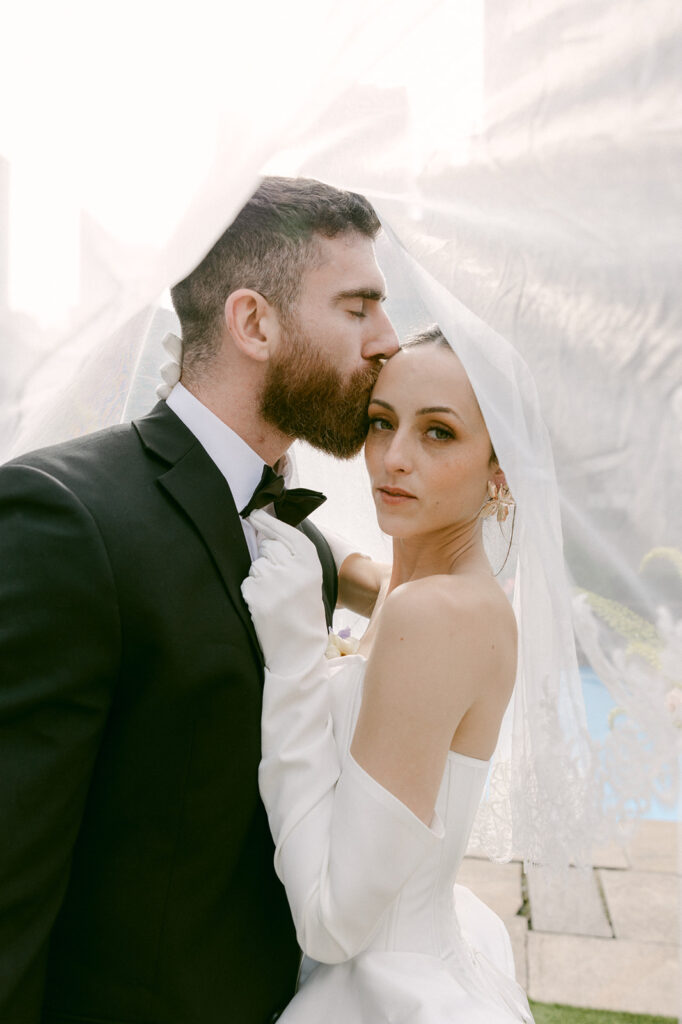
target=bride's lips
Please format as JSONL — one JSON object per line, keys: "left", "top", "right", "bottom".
{"left": 377, "top": 486, "right": 417, "bottom": 505}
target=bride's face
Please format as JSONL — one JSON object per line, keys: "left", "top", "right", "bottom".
{"left": 364, "top": 344, "right": 500, "bottom": 539}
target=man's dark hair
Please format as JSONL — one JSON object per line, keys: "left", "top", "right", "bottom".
{"left": 170, "top": 176, "right": 381, "bottom": 377}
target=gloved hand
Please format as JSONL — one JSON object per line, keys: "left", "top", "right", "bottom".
{"left": 242, "top": 509, "right": 336, "bottom": 844}
{"left": 241, "top": 508, "right": 329, "bottom": 676}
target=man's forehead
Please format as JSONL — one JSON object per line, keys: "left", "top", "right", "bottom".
{"left": 306, "top": 232, "right": 387, "bottom": 294}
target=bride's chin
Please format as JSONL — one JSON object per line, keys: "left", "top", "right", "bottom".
{"left": 375, "top": 512, "right": 417, "bottom": 539}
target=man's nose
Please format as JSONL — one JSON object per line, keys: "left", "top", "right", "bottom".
{"left": 363, "top": 307, "right": 399, "bottom": 360}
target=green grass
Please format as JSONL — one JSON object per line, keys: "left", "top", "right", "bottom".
{"left": 529, "top": 1001, "right": 677, "bottom": 1024}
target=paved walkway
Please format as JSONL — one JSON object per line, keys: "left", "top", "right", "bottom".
{"left": 460, "top": 820, "right": 680, "bottom": 1019}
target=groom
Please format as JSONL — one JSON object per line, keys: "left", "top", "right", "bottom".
{"left": 0, "top": 177, "right": 398, "bottom": 1024}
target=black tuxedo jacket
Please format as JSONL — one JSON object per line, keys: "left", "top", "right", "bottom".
{"left": 0, "top": 402, "right": 337, "bottom": 1024}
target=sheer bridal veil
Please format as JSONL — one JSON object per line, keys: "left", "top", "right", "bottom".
{"left": 2, "top": 0, "right": 680, "bottom": 867}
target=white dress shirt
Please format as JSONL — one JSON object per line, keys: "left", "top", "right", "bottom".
{"left": 166, "top": 383, "right": 267, "bottom": 559}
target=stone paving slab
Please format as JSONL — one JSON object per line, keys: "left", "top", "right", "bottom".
{"left": 457, "top": 857, "right": 523, "bottom": 921}
{"left": 626, "top": 820, "right": 679, "bottom": 874}
{"left": 527, "top": 932, "right": 681, "bottom": 1018}
{"left": 599, "top": 868, "right": 680, "bottom": 945}
{"left": 589, "top": 840, "right": 630, "bottom": 870}
{"left": 526, "top": 865, "right": 612, "bottom": 938}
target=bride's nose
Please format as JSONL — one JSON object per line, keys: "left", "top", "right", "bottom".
{"left": 383, "top": 431, "right": 413, "bottom": 473}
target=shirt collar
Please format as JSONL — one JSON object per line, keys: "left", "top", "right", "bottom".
{"left": 166, "top": 382, "right": 266, "bottom": 513}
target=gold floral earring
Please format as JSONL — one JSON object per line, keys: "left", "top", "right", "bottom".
{"left": 480, "top": 480, "right": 515, "bottom": 523}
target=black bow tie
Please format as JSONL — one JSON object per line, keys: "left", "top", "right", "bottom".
{"left": 240, "top": 465, "right": 326, "bottom": 527}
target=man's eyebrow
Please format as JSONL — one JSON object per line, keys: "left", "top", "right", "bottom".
{"left": 334, "top": 288, "right": 387, "bottom": 303}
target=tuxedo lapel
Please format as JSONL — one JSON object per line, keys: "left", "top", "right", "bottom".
{"left": 133, "top": 403, "right": 263, "bottom": 666}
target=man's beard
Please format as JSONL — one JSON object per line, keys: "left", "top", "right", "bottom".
{"left": 260, "top": 327, "right": 381, "bottom": 459}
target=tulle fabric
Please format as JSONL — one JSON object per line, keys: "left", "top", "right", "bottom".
{"left": 2, "top": 0, "right": 679, "bottom": 864}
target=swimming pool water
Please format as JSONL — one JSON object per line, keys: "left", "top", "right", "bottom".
{"left": 581, "top": 668, "right": 680, "bottom": 822}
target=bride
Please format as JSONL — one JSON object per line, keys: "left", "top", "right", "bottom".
{"left": 242, "top": 326, "right": 534, "bottom": 1022}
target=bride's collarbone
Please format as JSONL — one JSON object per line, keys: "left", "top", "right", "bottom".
{"left": 355, "top": 613, "right": 380, "bottom": 658}
{"left": 355, "top": 575, "right": 391, "bottom": 657}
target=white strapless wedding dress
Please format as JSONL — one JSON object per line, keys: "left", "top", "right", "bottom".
{"left": 277, "top": 654, "right": 533, "bottom": 1023}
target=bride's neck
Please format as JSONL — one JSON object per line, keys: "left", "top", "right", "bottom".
{"left": 356, "top": 527, "right": 490, "bottom": 659}
{"left": 388, "top": 524, "right": 490, "bottom": 592}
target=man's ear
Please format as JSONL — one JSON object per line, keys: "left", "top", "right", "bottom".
{"left": 224, "top": 289, "right": 279, "bottom": 362}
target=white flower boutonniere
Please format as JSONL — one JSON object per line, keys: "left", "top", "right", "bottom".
{"left": 325, "top": 627, "right": 360, "bottom": 658}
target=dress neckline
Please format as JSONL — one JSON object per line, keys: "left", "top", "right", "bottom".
{"left": 446, "top": 749, "right": 491, "bottom": 768}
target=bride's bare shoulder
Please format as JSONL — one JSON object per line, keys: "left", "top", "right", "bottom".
{"left": 373, "top": 573, "right": 516, "bottom": 679}
{"left": 359, "top": 574, "right": 517, "bottom": 761}
{"left": 381, "top": 572, "right": 513, "bottom": 629}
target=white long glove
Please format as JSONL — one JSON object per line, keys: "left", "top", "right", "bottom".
{"left": 242, "top": 510, "right": 444, "bottom": 964}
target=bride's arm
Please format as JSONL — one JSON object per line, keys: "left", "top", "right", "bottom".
{"left": 242, "top": 513, "right": 444, "bottom": 964}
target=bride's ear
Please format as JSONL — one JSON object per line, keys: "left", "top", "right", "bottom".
{"left": 489, "top": 460, "right": 508, "bottom": 493}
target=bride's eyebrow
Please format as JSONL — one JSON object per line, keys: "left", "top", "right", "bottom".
{"left": 369, "top": 400, "right": 465, "bottom": 425}
{"left": 417, "top": 405, "right": 465, "bottom": 425}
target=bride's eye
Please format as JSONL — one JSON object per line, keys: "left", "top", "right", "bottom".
{"left": 368, "top": 417, "right": 393, "bottom": 432}
{"left": 426, "top": 425, "right": 454, "bottom": 441}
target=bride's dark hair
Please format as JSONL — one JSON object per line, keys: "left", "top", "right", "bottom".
{"left": 401, "top": 323, "right": 449, "bottom": 350}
